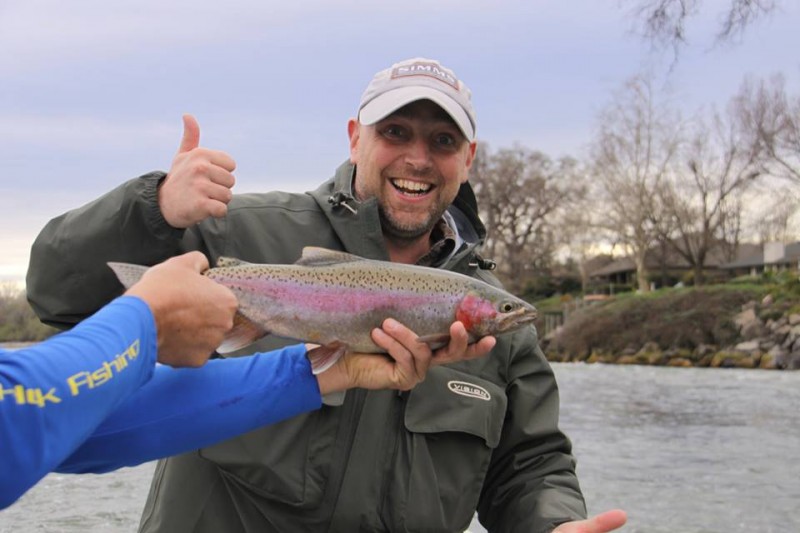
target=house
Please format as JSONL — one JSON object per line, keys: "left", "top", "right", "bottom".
{"left": 719, "top": 241, "right": 800, "bottom": 277}
{"left": 587, "top": 240, "right": 762, "bottom": 291}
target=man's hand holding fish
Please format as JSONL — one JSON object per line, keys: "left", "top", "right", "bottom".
{"left": 316, "top": 319, "right": 496, "bottom": 394}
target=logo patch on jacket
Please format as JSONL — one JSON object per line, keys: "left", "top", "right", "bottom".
{"left": 447, "top": 380, "right": 491, "bottom": 401}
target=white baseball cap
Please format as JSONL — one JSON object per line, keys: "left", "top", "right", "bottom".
{"left": 357, "top": 58, "right": 477, "bottom": 141}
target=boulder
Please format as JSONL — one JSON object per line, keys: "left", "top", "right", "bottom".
{"left": 759, "top": 352, "right": 781, "bottom": 369}
{"left": 711, "top": 351, "right": 749, "bottom": 368}
{"left": 741, "top": 320, "right": 769, "bottom": 340}
{"left": 617, "top": 355, "right": 645, "bottom": 365}
{"left": 694, "top": 344, "right": 717, "bottom": 358}
{"left": 769, "top": 316, "right": 788, "bottom": 331}
{"left": 620, "top": 345, "right": 638, "bottom": 356}
{"left": 772, "top": 324, "right": 792, "bottom": 344}
{"left": 734, "top": 308, "right": 757, "bottom": 329}
{"left": 637, "top": 341, "right": 661, "bottom": 354}
{"left": 787, "top": 351, "right": 800, "bottom": 370}
{"left": 587, "top": 351, "right": 616, "bottom": 364}
{"left": 741, "top": 301, "right": 757, "bottom": 312}
{"left": 734, "top": 307, "right": 770, "bottom": 339}
{"left": 734, "top": 340, "right": 760, "bottom": 352}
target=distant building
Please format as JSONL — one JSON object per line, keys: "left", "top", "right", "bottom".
{"left": 719, "top": 241, "right": 800, "bottom": 277}
{"left": 587, "top": 240, "right": 762, "bottom": 291}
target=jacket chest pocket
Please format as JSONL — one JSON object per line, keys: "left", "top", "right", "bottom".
{"left": 196, "top": 339, "right": 343, "bottom": 509}
{"left": 399, "top": 366, "right": 507, "bottom": 532}
{"left": 199, "top": 407, "right": 341, "bottom": 508}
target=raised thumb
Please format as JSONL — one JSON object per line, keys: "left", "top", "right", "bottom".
{"left": 178, "top": 114, "right": 200, "bottom": 153}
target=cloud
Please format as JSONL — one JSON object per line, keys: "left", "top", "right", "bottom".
{"left": 0, "top": 0, "right": 493, "bottom": 73}
{"left": 0, "top": 114, "right": 176, "bottom": 153}
{"left": 0, "top": 1, "right": 305, "bottom": 70}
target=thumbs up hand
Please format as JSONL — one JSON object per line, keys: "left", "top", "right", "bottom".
{"left": 158, "top": 114, "right": 237, "bottom": 229}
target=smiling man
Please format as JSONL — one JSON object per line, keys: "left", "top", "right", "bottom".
{"left": 349, "top": 61, "right": 477, "bottom": 266}
{"left": 27, "top": 58, "right": 625, "bottom": 532}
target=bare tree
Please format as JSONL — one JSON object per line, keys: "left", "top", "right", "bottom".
{"left": 590, "top": 75, "right": 680, "bottom": 292}
{"left": 656, "top": 106, "right": 760, "bottom": 285}
{"left": 624, "top": 0, "right": 778, "bottom": 56}
{"left": 470, "top": 143, "right": 586, "bottom": 295}
{"left": 559, "top": 201, "right": 612, "bottom": 293}
{"left": 734, "top": 74, "right": 800, "bottom": 183}
{"left": 748, "top": 184, "right": 799, "bottom": 243}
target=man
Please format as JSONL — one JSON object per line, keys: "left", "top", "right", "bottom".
{"left": 27, "top": 58, "right": 625, "bottom": 532}
{"left": 4, "top": 251, "right": 478, "bottom": 510}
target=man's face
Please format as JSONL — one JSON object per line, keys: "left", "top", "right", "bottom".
{"left": 348, "top": 100, "right": 476, "bottom": 243}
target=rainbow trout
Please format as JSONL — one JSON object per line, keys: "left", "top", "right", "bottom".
{"left": 108, "top": 247, "right": 537, "bottom": 372}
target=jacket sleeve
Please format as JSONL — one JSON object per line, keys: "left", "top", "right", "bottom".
{"left": 0, "top": 296, "right": 157, "bottom": 509}
{"left": 26, "top": 172, "right": 187, "bottom": 329}
{"left": 476, "top": 327, "right": 587, "bottom": 533}
{"left": 56, "top": 343, "right": 322, "bottom": 474}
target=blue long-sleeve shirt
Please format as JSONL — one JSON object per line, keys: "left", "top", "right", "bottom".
{"left": 1, "top": 296, "right": 321, "bottom": 509}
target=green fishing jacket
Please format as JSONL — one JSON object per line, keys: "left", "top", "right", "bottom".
{"left": 27, "top": 161, "right": 587, "bottom": 532}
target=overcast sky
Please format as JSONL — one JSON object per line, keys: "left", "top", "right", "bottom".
{"left": 1, "top": 0, "right": 798, "bottom": 283}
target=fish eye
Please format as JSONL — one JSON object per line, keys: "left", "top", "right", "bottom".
{"left": 499, "top": 301, "right": 517, "bottom": 313}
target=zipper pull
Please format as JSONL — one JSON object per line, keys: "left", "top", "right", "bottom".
{"left": 328, "top": 192, "right": 358, "bottom": 215}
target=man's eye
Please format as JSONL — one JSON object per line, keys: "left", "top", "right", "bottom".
{"left": 382, "top": 125, "right": 406, "bottom": 139}
{"left": 435, "top": 134, "right": 456, "bottom": 147}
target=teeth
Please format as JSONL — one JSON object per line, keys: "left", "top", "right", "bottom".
{"left": 391, "top": 179, "right": 432, "bottom": 193}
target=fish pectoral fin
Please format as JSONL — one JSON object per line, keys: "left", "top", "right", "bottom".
{"left": 416, "top": 333, "right": 452, "bottom": 348}
{"left": 107, "top": 262, "right": 148, "bottom": 290}
{"left": 307, "top": 341, "right": 348, "bottom": 375}
{"left": 217, "top": 312, "right": 270, "bottom": 354}
{"left": 296, "top": 247, "right": 367, "bottom": 267}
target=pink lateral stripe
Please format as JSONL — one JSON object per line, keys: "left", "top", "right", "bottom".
{"left": 225, "top": 278, "right": 457, "bottom": 314}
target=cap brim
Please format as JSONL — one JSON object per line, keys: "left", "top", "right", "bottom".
{"left": 358, "top": 86, "right": 474, "bottom": 141}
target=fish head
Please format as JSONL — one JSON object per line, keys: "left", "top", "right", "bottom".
{"left": 455, "top": 290, "right": 538, "bottom": 338}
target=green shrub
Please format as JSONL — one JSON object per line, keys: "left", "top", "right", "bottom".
{"left": 547, "top": 285, "right": 770, "bottom": 356}
{"left": 0, "top": 287, "right": 57, "bottom": 342}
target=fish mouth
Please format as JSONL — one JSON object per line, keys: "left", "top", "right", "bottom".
{"left": 390, "top": 178, "right": 433, "bottom": 197}
{"left": 497, "top": 308, "right": 538, "bottom": 332}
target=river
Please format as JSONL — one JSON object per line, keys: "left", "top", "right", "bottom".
{"left": 1, "top": 363, "right": 798, "bottom": 533}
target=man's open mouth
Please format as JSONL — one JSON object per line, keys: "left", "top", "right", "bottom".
{"left": 390, "top": 179, "right": 432, "bottom": 196}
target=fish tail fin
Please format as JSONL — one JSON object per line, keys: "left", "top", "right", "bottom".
{"left": 307, "top": 342, "right": 348, "bottom": 375}
{"left": 218, "top": 312, "right": 270, "bottom": 354}
{"left": 107, "top": 262, "right": 148, "bottom": 289}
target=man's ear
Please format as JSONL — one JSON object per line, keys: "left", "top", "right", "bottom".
{"left": 347, "top": 119, "right": 360, "bottom": 164}
{"left": 462, "top": 141, "right": 478, "bottom": 181}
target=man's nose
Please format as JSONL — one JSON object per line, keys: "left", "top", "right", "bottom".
{"left": 404, "top": 139, "right": 433, "bottom": 173}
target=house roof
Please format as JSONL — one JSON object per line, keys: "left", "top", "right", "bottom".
{"left": 720, "top": 242, "right": 800, "bottom": 269}
{"left": 720, "top": 252, "right": 764, "bottom": 269}
{"left": 589, "top": 241, "right": 763, "bottom": 277}
{"left": 590, "top": 257, "right": 635, "bottom": 277}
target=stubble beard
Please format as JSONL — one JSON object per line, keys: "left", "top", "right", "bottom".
{"left": 377, "top": 198, "right": 447, "bottom": 243}
{"left": 354, "top": 166, "right": 449, "bottom": 244}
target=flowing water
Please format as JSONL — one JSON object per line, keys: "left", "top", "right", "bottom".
{"left": 2, "top": 364, "right": 798, "bottom": 533}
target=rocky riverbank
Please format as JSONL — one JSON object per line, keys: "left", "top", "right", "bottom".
{"left": 542, "top": 294, "right": 800, "bottom": 370}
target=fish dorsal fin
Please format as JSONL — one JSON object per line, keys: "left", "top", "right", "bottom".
{"left": 216, "top": 256, "right": 252, "bottom": 268}
{"left": 295, "top": 247, "right": 366, "bottom": 267}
